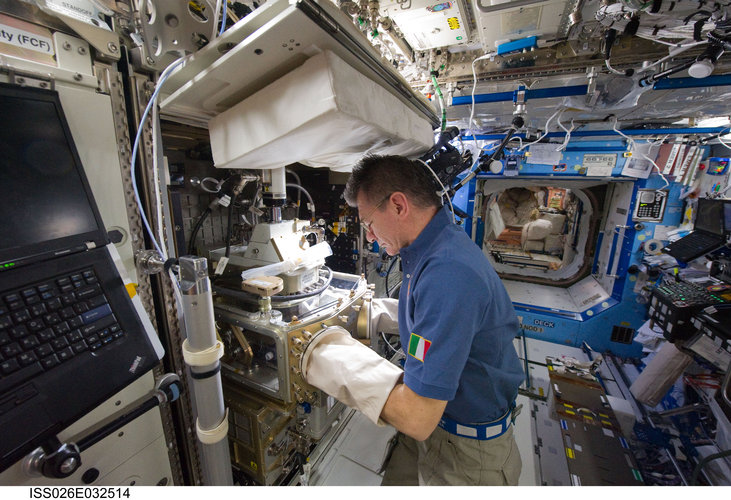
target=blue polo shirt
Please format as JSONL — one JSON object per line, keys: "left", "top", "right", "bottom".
{"left": 398, "top": 207, "right": 524, "bottom": 423}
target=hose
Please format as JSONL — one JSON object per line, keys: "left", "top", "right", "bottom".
{"left": 187, "top": 207, "right": 211, "bottom": 255}
{"left": 690, "top": 449, "right": 731, "bottom": 485}
{"left": 225, "top": 200, "right": 235, "bottom": 258}
{"left": 286, "top": 183, "right": 316, "bottom": 219}
{"left": 286, "top": 168, "right": 302, "bottom": 206}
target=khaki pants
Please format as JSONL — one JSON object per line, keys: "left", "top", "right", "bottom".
{"left": 381, "top": 425, "right": 521, "bottom": 486}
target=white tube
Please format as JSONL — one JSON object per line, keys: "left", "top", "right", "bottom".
{"left": 241, "top": 260, "right": 296, "bottom": 280}
{"left": 240, "top": 242, "right": 333, "bottom": 280}
{"left": 303, "top": 241, "right": 333, "bottom": 263}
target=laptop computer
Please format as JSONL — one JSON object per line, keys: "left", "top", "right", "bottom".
{"left": 0, "top": 83, "right": 164, "bottom": 472}
{"left": 662, "top": 198, "right": 728, "bottom": 263}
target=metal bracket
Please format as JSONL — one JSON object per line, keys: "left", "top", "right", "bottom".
{"left": 3, "top": 69, "right": 55, "bottom": 90}
{"left": 138, "top": 0, "right": 216, "bottom": 60}
{"left": 33, "top": 0, "right": 121, "bottom": 60}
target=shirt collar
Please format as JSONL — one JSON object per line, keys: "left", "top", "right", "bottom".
{"left": 400, "top": 206, "right": 452, "bottom": 260}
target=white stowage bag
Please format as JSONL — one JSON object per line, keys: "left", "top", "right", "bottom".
{"left": 630, "top": 342, "right": 693, "bottom": 407}
{"left": 540, "top": 213, "right": 567, "bottom": 234}
{"left": 524, "top": 240, "right": 544, "bottom": 252}
{"left": 522, "top": 218, "right": 553, "bottom": 242}
{"left": 302, "top": 327, "right": 403, "bottom": 426}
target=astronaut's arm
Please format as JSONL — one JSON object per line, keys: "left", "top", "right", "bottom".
{"left": 380, "top": 383, "right": 447, "bottom": 441}
{"left": 302, "top": 328, "right": 403, "bottom": 425}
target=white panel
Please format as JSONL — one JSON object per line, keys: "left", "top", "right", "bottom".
{"left": 567, "top": 275, "right": 611, "bottom": 310}
{"left": 159, "top": 0, "right": 436, "bottom": 127}
{"left": 514, "top": 394, "right": 540, "bottom": 486}
{"left": 0, "top": 374, "right": 172, "bottom": 486}
{"left": 505, "top": 275, "right": 610, "bottom": 314}
{"left": 57, "top": 85, "right": 138, "bottom": 281}
{"left": 309, "top": 410, "right": 395, "bottom": 485}
{"left": 52, "top": 32, "right": 92, "bottom": 76}
{"left": 595, "top": 181, "right": 634, "bottom": 290}
{"left": 504, "top": 279, "right": 578, "bottom": 311}
{"left": 472, "top": 0, "right": 569, "bottom": 50}
{"left": 158, "top": 0, "right": 291, "bottom": 94}
{"left": 379, "top": 0, "right": 471, "bottom": 50}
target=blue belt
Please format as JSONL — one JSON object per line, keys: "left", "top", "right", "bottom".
{"left": 438, "top": 403, "right": 516, "bottom": 441}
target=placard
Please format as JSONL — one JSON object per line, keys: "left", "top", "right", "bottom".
{"left": 583, "top": 153, "right": 617, "bottom": 176}
{"left": 526, "top": 144, "right": 563, "bottom": 165}
{"left": 0, "top": 14, "right": 56, "bottom": 66}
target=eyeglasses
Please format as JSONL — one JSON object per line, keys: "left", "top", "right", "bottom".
{"left": 360, "top": 194, "right": 391, "bottom": 233}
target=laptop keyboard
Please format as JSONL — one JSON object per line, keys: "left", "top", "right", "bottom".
{"left": 668, "top": 231, "right": 722, "bottom": 256}
{"left": 0, "top": 268, "right": 125, "bottom": 394}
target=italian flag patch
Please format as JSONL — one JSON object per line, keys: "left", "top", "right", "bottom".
{"left": 408, "top": 333, "right": 431, "bottom": 362}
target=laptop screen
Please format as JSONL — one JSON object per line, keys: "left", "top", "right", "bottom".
{"left": 695, "top": 198, "right": 724, "bottom": 235}
{"left": 0, "top": 84, "right": 104, "bottom": 266}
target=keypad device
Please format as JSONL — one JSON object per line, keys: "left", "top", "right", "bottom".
{"left": 0, "top": 268, "right": 125, "bottom": 392}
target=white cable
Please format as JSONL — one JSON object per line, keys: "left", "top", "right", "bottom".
{"left": 457, "top": 134, "right": 466, "bottom": 153}
{"left": 200, "top": 176, "right": 223, "bottom": 193}
{"left": 717, "top": 128, "right": 731, "bottom": 150}
{"left": 151, "top": 100, "right": 167, "bottom": 260}
{"left": 715, "top": 128, "right": 731, "bottom": 196}
{"left": 130, "top": 55, "right": 189, "bottom": 260}
{"left": 612, "top": 117, "right": 670, "bottom": 190}
{"left": 645, "top": 136, "right": 670, "bottom": 190}
{"left": 380, "top": 331, "right": 402, "bottom": 355}
{"left": 417, "top": 159, "right": 456, "bottom": 224}
{"left": 638, "top": 42, "right": 698, "bottom": 73}
{"left": 641, "top": 36, "right": 705, "bottom": 49}
{"left": 168, "top": 268, "right": 184, "bottom": 310}
{"left": 555, "top": 112, "right": 574, "bottom": 151}
{"left": 605, "top": 59, "right": 626, "bottom": 75}
{"left": 519, "top": 107, "right": 564, "bottom": 151}
{"left": 469, "top": 52, "right": 496, "bottom": 152}
{"left": 212, "top": 0, "right": 222, "bottom": 39}
{"left": 611, "top": 115, "right": 635, "bottom": 150}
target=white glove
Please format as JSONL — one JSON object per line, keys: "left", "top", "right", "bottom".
{"left": 370, "top": 298, "right": 400, "bottom": 337}
{"left": 302, "top": 327, "right": 403, "bottom": 426}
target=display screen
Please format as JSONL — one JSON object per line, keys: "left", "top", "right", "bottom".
{"left": 0, "top": 92, "right": 99, "bottom": 255}
{"left": 695, "top": 198, "right": 724, "bottom": 235}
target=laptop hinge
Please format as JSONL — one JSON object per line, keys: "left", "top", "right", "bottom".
{"left": 85, "top": 241, "right": 97, "bottom": 249}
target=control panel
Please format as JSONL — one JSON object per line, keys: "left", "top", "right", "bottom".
{"left": 649, "top": 279, "right": 729, "bottom": 342}
{"left": 633, "top": 189, "right": 668, "bottom": 222}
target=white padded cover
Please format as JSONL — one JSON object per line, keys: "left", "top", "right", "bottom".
{"left": 208, "top": 50, "right": 434, "bottom": 172}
